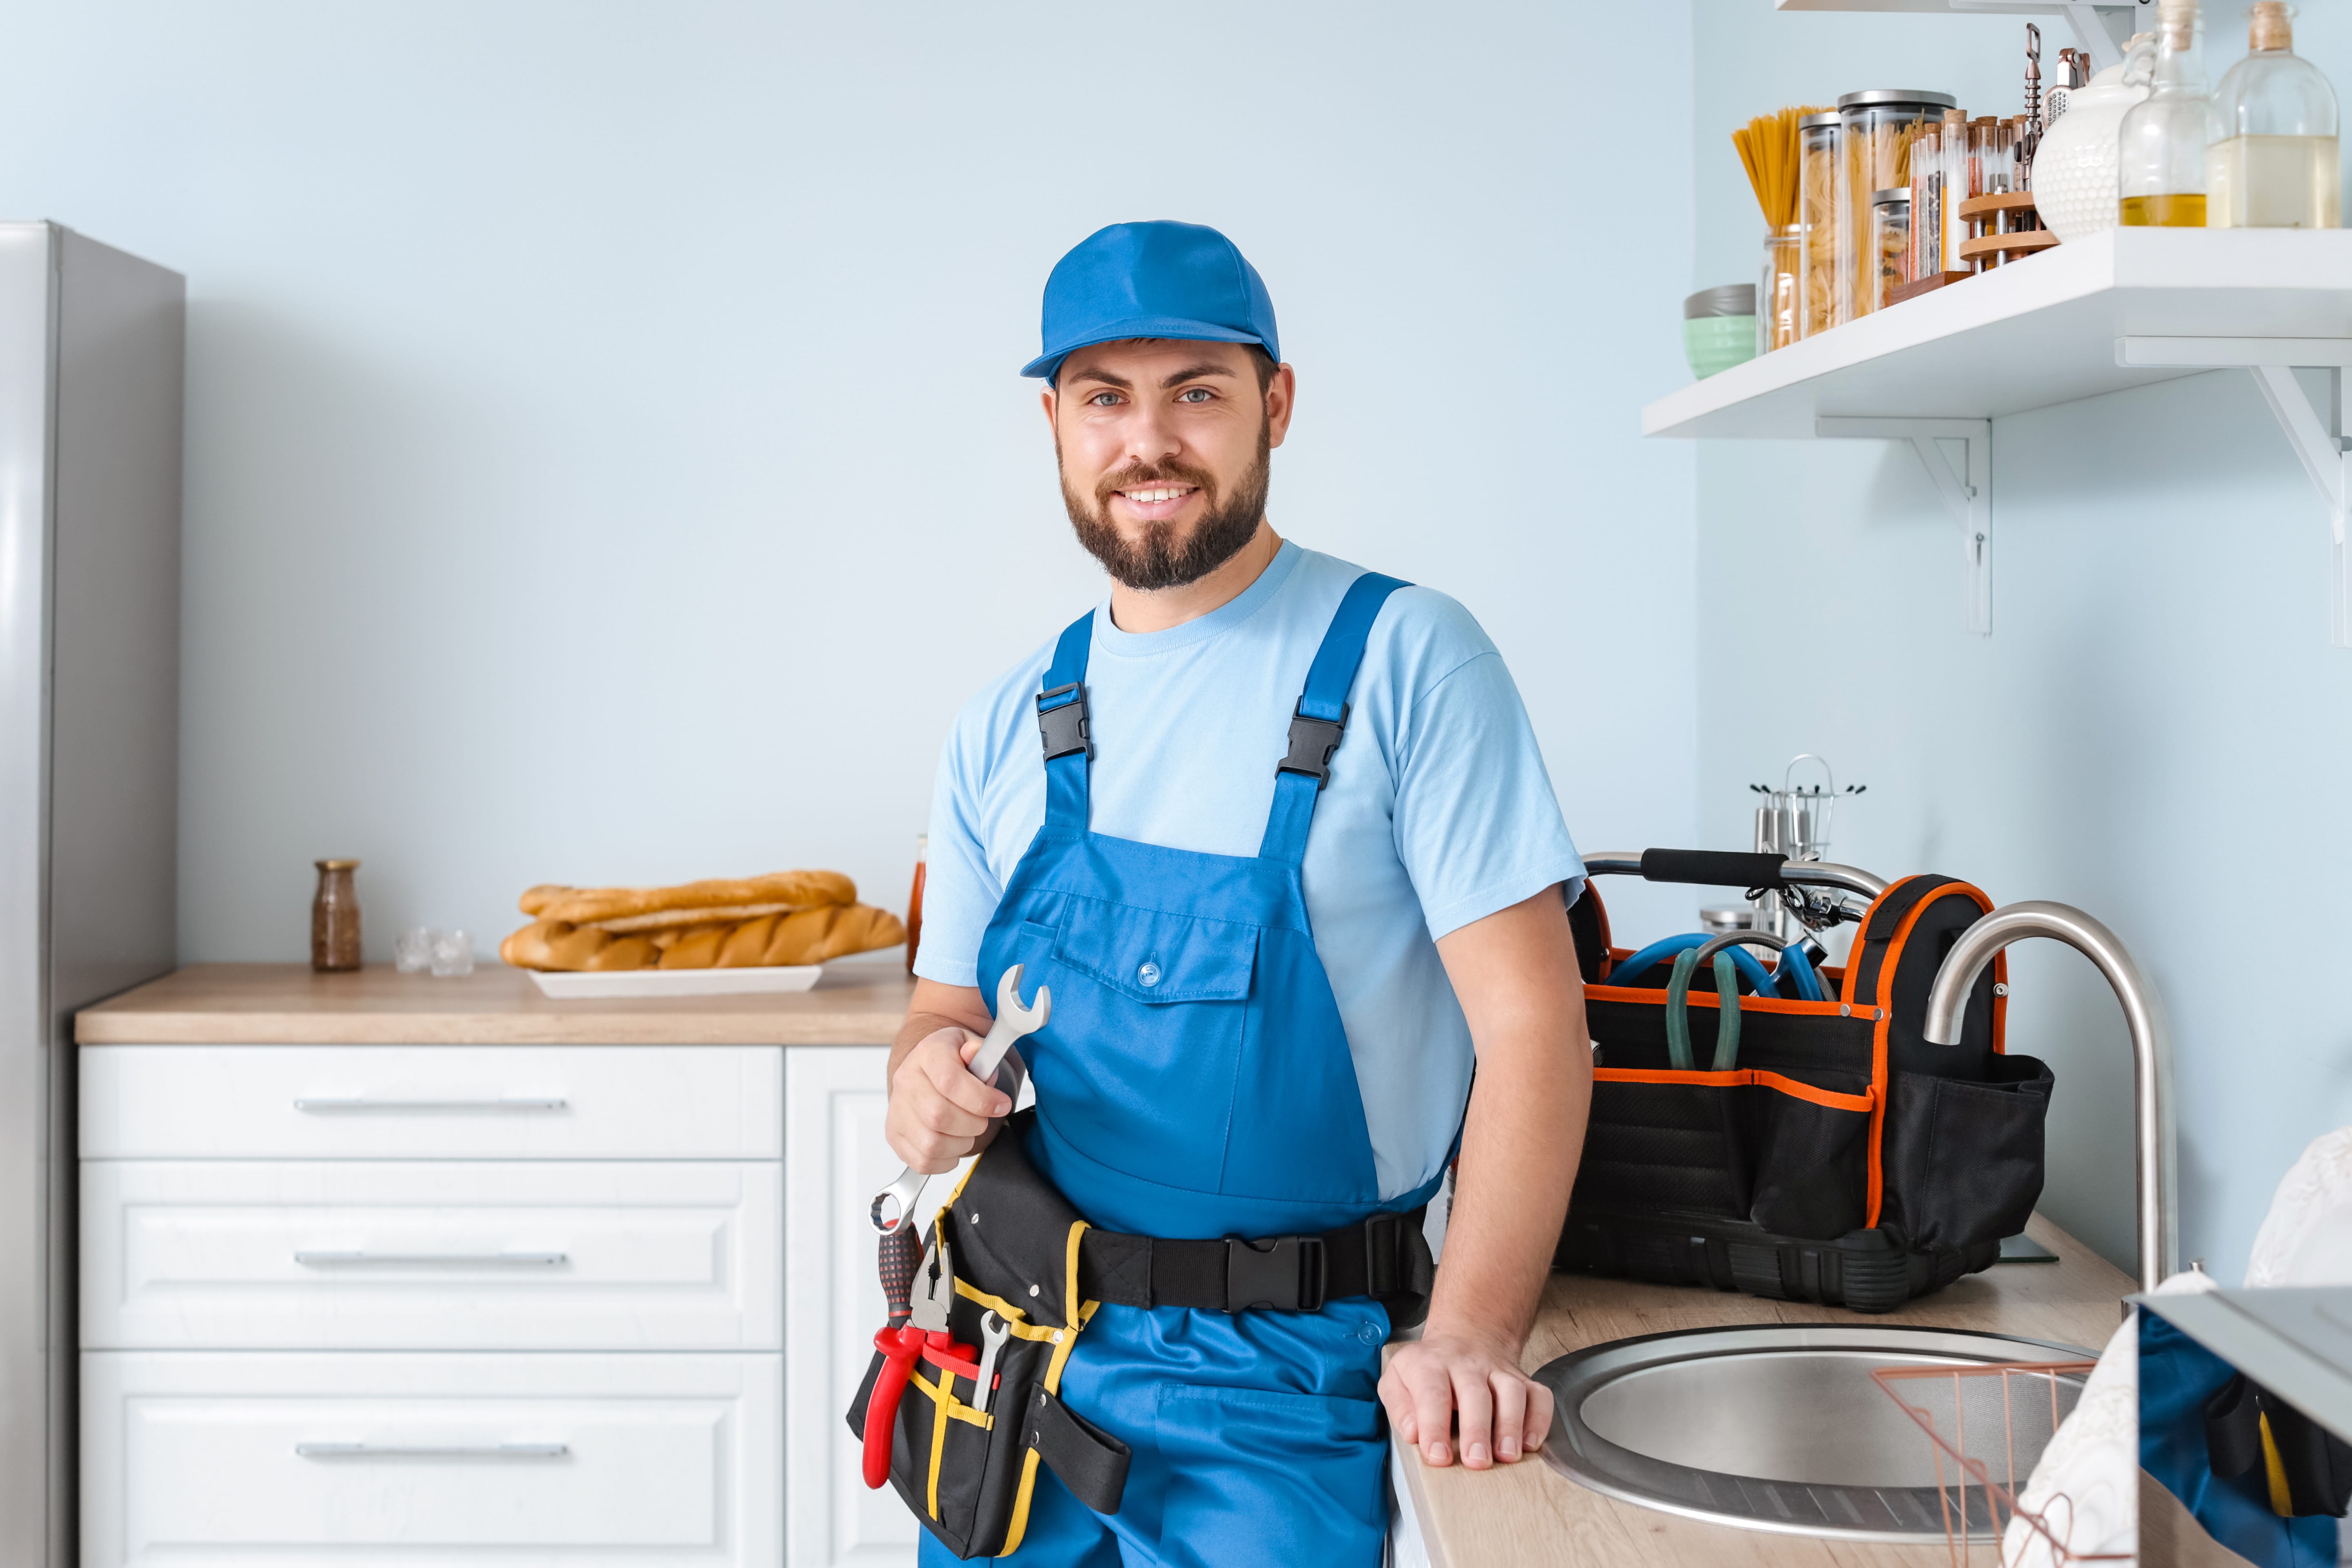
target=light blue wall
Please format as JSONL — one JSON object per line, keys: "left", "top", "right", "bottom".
{"left": 1693, "top": 0, "right": 2352, "bottom": 1278}
{"left": 0, "top": 4, "right": 1698, "bottom": 963}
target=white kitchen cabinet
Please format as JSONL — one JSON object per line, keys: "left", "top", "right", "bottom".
{"left": 83, "top": 1160, "right": 782, "bottom": 1351}
{"left": 81, "top": 1045, "right": 782, "bottom": 1160}
{"left": 784, "top": 1046, "right": 924, "bottom": 1567}
{"left": 81, "top": 1350, "right": 781, "bottom": 1567}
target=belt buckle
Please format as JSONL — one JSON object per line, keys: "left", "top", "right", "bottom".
{"left": 1224, "top": 1234, "right": 1326, "bottom": 1313}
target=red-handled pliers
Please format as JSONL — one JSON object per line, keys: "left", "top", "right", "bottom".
{"left": 862, "top": 1328, "right": 983, "bottom": 1489}
{"left": 862, "top": 1326, "right": 928, "bottom": 1489}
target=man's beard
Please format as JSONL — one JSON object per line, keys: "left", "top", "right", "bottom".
{"left": 1061, "top": 426, "right": 1270, "bottom": 592}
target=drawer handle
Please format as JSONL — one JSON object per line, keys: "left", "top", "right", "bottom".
{"left": 293, "top": 1250, "right": 570, "bottom": 1267}
{"left": 292, "top": 1096, "right": 569, "bottom": 1114}
{"left": 295, "top": 1441, "right": 570, "bottom": 1460}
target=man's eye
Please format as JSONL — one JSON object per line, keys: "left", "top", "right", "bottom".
{"left": 1177, "top": 388, "right": 1213, "bottom": 403}
{"left": 1087, "top": 392, "right": 1122, "bottom": 407}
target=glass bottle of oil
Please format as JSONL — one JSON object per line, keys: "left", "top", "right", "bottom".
{"left": 2207, "top": 2, "right": 2339, "bottom": 228}
{"left": 2119, "top": 0, "right": 2210, "bottom": 226}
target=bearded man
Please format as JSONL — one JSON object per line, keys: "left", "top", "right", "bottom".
{"left": 884, "top": 220, "right": 1592, "bottom": 1566}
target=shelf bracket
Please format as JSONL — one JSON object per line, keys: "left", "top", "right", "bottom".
{"left": 2117, "top": 336, "right": 2352, "bottom": 648}
{"left": 1944, "top": 0, "right": 2150, "bottom": 74}
{"left": 1816, "top": 416, "right": 1993, "bottom": 636}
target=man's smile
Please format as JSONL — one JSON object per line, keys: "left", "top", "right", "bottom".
{"left": 1114, "top": 484, "right": 1199, "bottom": 521}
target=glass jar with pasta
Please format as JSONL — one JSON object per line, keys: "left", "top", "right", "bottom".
{"left": 1837, "top": 89, "right": 1958, "bottom": 318}
{"left": 1796, "top": 111, "right": 1844, "bottom": 334}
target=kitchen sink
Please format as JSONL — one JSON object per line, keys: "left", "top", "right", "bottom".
{"left": 1536, "top": 1324, "right": 2093, "bottom": 1542}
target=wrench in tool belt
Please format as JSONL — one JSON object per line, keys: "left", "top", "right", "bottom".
{"left": 871, "top": 964, "right": 1050, "bottom": 1237}
{"left": 971, "top": 1310, "right": 1013, "bottom": 1416}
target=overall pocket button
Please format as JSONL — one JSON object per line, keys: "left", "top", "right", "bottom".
{"left": 1137, "top": 961, "right": 1161, "bottom": 989}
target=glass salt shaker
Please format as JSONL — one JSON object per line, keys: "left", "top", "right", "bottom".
{"left": 429, "top": 929, "right": 475, "bottom": 978}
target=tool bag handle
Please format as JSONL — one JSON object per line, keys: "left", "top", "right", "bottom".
{"left": 1584, "top": 849, "right": 1888, "bottom": 900}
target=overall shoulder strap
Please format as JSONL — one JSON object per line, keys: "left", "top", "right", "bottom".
{"left": 1259, "top": 572, "right": 1408, "bottom": 863}
{"left": 1037, "top": 612, "right": 1095, "bottom": 833}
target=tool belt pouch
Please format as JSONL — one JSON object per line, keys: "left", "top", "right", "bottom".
{"left": 1557, "top": 871, "right": 2055, "bottom": 1313}
{"left": 846, "top": 1112, "right": 1129, "bottom": 1560}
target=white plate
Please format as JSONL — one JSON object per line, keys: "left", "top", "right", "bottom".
{"left": 528, "top": 965, "right": 824, "bottom": 999}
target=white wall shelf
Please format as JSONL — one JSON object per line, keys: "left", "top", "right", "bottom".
{"left": 1644, "top": 229, "right": 2352, "bottom": 641}
{"left": 1773, "top": 0, "right": 2153, "bottom": 71}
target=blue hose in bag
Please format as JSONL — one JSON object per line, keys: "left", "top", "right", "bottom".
{"left": 1610, "top": 934, "right": 1777, "bottom": 994}
{"left": 1610, "top": 931, "right": 1826, "bottom": 1002}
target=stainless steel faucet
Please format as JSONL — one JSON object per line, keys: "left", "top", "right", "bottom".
{"left": 1922, "top": 902, "right": 2177, "bottom": 1293}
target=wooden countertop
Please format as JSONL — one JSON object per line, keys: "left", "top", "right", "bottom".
{"left": 75, "top": 960, "right": 916, "bottom": 1045}
{"left": 1402, "top": 1212, "right": 2133, "bottom": 1567}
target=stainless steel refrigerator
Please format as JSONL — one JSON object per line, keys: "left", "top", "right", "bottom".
{"left": 0, "top": 223, "right": 183, "bottom": 1567}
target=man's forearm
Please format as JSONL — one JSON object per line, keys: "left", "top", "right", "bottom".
{"left": 1424, "top": 888, "right": 1594, "bottom": 1352}
{"left": 1425, "top": 1012, "right": 1590, "bottom": 1348}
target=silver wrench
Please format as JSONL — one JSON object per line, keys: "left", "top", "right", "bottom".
{"left": 971, "top": 1310, "right": 1012, "bottom": 1415}
{"left": 870, "top": 965, "right": 1051, "bottom": 1235}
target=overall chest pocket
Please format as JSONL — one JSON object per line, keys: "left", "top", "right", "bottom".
{"left": 1050, "top": 899, "right": 1257, "bottom": 1004}
{"left": 1033, "top": 897, "right": 1261, "bottom": 1196}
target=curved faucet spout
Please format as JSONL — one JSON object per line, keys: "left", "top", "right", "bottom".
{"left": 1922, "top": 900, "right": 2176, "bottom": 1294}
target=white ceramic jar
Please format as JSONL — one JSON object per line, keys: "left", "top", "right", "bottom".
{"left": 2035, "top": 42, "right": 2156, "bottom": 241}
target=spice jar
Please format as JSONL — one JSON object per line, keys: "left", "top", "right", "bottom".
{"left": 312, "top": 859, "right": 361, "bottom": 972}
{"left": 1838, "top": 89, "right": 1959, "bottom": 318}
{"left": 1759, "top": 224, "right": 1800, "bottom": 352}
{"left": 1796, "top": 111, "right": 1844, "bottom": 334}
{"left": 1870, "top": 188, "right": 1913, "bottom": 312}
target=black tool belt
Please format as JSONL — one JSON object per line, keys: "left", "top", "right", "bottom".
{"left": 848, "top": 1111, "right": 1439, "bottom": 1561}
{"left": 1078, "top": 1209, "right": 1436, "bottom": 1325}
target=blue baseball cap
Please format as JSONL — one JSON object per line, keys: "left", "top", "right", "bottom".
{"left": 1021, "top": 220, "right": 1280, "bottom": 382}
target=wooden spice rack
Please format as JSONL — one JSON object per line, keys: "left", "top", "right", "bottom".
{"left": 1955, "top": 191, "right": 2058, "bottom": 265}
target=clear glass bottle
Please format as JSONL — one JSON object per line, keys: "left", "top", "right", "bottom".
{"left": 2207, "top": 2, "right": 2339, "bottom": 228}
{"left": 2118, "top": 0, "right": 2210, "bottom": 225}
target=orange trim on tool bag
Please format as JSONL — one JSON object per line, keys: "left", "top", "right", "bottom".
{"left": 1592, "top": 1066, "right": 1874, "bottom": 1112}
{"left": 1853, "top": 877, "right": 1996, "bottom": 1228}
{"left": 1584, "top": 984, "right": 1854, "bottom": 1018}
{"left": 1751, "top": 1070, "right": 1873, "bottom": 1111}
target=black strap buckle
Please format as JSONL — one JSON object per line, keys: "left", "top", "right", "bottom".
{"left": 1037, "top": 682, "right": 1091, "bottom": 762}
{"left": 1224, "top": 1234, "right": 1326, "bottom": 1312}
{"left": 1276, "top": 702, "right": 1349, "bottom": 790}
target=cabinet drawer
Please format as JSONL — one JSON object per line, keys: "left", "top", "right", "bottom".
{"left": 81, "top": 1045, "right": 782, "bottom": 1159}
{"left": 82, "top": 1351, "right": 782, "bottom": 1567}
{"left": 83, "top": 1162, "right": 781, "bottom": 1350}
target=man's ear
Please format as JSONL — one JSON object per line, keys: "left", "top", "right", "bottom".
{"left": 1040, "top": 385, "right": 1057, "bottom": 431}
{"left": 1264, "top": 362, "right": 1297, "bottom": 449}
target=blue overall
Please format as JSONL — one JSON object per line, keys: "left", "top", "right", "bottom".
{"left": 920, "top": 572, "right": 1438, "bottom": 1568}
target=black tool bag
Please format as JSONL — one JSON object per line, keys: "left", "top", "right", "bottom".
{"left": 847, "top": 1114, "right": 1131, "bottom": 1561}
{"left": 1555, "top": 853, "right": 2055, "bottom": 1313}
{"left": 2206, "top": 1372, "right": 2352, "bottom": 1518}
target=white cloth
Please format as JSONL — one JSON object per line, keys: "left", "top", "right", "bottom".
{"left": 2001, "top": 1270, "right": 2221, "bottom": 1568}
{"left": 2247, "top": 1127, "right": 2352, "bottom": 1288}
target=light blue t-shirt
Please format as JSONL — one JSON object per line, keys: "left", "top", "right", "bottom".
{"left": 917, "top": 542, "right": 1584, "bottom": 1202}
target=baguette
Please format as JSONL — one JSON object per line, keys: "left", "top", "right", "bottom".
{"left": 539, "top": 870, "right": 854, "bottom": 927}
{"left": 501, "top": 900, "right": 904, "bottom": 973}
{"left": 588, "top": 901, "right": 809, "bottom": 935}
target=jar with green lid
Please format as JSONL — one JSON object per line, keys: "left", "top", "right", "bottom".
{"left": 1683, "top": 285, "right": 1756, "bottom": 379}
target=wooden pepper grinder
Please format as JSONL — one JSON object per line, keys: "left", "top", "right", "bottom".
{"left": 312, "top": 859, "right": 362, "bottom": 972}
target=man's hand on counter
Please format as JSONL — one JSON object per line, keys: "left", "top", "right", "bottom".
{"left": 1383, "top": 1327, "right": 1553, "bottom": 1470}
{"left": 1381, "top": 884, "right": 1592, "bottom": 1471}
{"left": 886, "top": 980, "right": 1011, "bottom": 1174}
